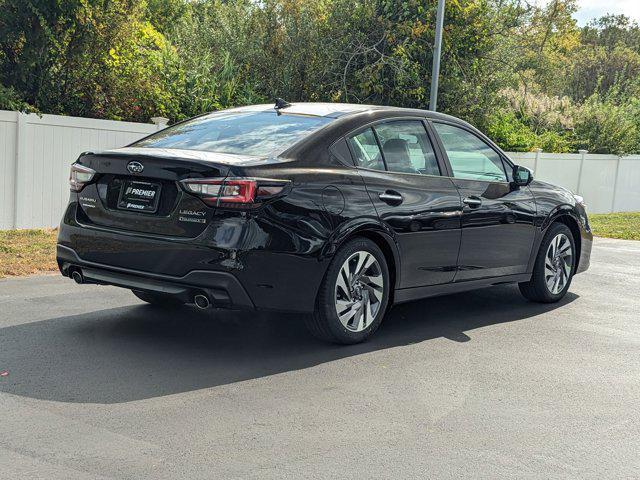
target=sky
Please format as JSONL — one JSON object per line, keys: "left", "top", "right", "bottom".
{"left": 572, "top": 0, "right": 640, "bottom": 25}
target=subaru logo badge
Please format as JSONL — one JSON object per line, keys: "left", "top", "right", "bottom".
{"left": 127, "top": 161, "right": 144, "bottom": 174}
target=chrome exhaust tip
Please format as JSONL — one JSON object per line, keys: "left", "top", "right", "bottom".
{"left": 71, "top": 270, "right": 83, "bottom": 284}
{"left": 194, "top": 294, "right": 211, "bottom": 309}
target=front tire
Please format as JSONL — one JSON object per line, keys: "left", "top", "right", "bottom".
{"left": 306, "top": 237, "right": 390, "bottom": 344}
{"left": 519, "top": 223, "right": 575, "bottom": 303}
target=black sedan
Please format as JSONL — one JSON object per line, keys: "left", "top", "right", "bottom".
{"left": 57, "top": 101, "right": 592, "bottom": 343}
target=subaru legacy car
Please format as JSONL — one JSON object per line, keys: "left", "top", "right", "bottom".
{"left": 57, "top": 101, "right": 592, "bottom": 343}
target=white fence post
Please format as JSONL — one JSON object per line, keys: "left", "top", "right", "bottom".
{"left": 533, "top": 148, "right": 542, "bottom": 174}
{"left": 611, "top": 156, "right": 622, "bottom": 212}
{"left": 576, "top": 149, "right": 588, "bottom": 195}
{"left": 151, "top": 117, "right": 169, "bottom": 131}
{"left": 13, "top": 112, "right": 28, "bottom": 229}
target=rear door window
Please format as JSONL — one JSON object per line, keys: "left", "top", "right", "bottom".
{"left": 346, "top": 128, "right": 385, "bottom": 171}
{"left": 373, "top": 121, "right": 440, "bottom": 176}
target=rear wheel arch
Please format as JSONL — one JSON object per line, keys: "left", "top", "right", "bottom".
{"left": 354, "top": 229, "right": 399, "bottom": 297}
{"left": 325, "top": 226, "right": 400, "bottom": 302}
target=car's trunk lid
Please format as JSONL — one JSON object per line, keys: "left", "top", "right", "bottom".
{"left": 74, "top": 147, "right": 259, "bottom": 237}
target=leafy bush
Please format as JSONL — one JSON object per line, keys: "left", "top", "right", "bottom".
{"left": 486, "top": 112, "right": 538, "bottom": 152}
{"left": 535, "top": 130, "right": 574, "bottom": 153}
{"left": 0, "top": 84, "right": 37, "bottom": 113}
{"left": 573, "top": 93, "right": 640, "bottom": 155}
{"left": 486, "top": 111, "right": 574, "bottom": 153}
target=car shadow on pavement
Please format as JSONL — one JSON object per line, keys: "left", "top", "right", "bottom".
{"left": 0, "top": 285, "right": 577, "bottom": 404}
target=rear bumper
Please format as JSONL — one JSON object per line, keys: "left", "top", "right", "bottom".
{"left": 57, "top": 206, "right": 326, "bottom": 312}
{"left": 57, "top": 244, "right": 254, "bottom": 309}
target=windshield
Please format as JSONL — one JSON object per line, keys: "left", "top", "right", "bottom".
{"left": 133, "top": 110, "right": 332, "bottom": 157}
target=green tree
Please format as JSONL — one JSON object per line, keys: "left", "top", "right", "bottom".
{"left": 0, "top": 0, "right": 181, "bottom": 121}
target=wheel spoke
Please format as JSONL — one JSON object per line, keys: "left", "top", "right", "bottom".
{"left": 364, "top": 284, "right": 383, "bottom": 302}
{"left": 338, "top": 302, "right": 359, "bottom": 326}
{"left": 561, "top": 268, "right": 569, "bottom": 291}
{"left": 353, "top": 302, "right": 365, "bottom": 331}
{"left": 353, "top": 252, "right": 365, "bottom": 276}
{"left": 336, "top": 268, "right": 352, "bottom": 301}
{"left": 354, "top": 252, "right": 375, "bottom": 278}
{"left": 364, "top": 294, "right": 373, "bottom": 328}
{"left": 544, "top": 262, "right": 555, "bottom": 278}
{"left": 558, "top": 240, "right": 571, "bottom": 255}
{"left": 360, "top": 273, "right": 383, "bottom": 301}
{"left": 352, "top": 252, "right": 365, "bottom": 276}
{"left": 546, "top": 251, "right": 554, "bottom": 269}
{"left": 336, "top": 299, "right": 353, "bottom": 313}
{"left": 556, "top": 235, "right": 565, "bottom": 250}
{"left": 361, "top": 254, "right": 376, "bottom": 276}
{"left": 361, "top": 273, "right": 383, "bottom": 287}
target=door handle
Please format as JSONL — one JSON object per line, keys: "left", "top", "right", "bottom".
{"left": 463, "top": 196, "right": 482, "bottom": 208}
{"left": 379, "top": 190, "right": 404, "bottom": 205}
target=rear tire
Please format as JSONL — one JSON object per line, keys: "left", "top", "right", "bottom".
{"left": 519, "top": 223, "right": 575, "bottom": 303}
{"left": 306, "top": 237, "right": 390, "bottom": 344}
{"left": 131, "top": 290, "right": 184, "bottom": 307}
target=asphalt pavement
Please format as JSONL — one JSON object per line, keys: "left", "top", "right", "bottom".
{"left": 0, "top": 237, "right": 638, "bottom": 479}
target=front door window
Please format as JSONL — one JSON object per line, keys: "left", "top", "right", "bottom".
{"left": 433, "top": 123, "right": 507, "bottom": 182}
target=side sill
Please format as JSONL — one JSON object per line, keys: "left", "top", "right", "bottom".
{"left": 393, "top": 274, "right": 531, "bottom": 304}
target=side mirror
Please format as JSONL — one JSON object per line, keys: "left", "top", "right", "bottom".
{"left": 513, "top": 165, "right": 533, "bottom": 187}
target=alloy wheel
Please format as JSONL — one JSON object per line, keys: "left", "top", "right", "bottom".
{"left": 545, "top": 233, "right": 573, "bottom": 294}
{"left": 334, "top": 251, "right": 384, "bottom": 332}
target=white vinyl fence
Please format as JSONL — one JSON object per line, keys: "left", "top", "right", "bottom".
{"left": 509, "top": 150, "right": 640, "bottom": 215}
{"left": 0, "top": 111, "right": 163, "bottom": 229}
{"left": 1, "top": 109, "right": 639, "bottom": 229}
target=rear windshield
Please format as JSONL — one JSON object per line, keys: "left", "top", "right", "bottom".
{"left": 133, "top": 110, "right": 332, "bottom": 157}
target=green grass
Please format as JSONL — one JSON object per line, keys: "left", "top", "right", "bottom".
{"left": 0, "top": 229, "right": 58, "bottom": 278}
{"left": 589, "top": 212, "right": 640, "bottom": 241}
{"left": 0, "top": 213, "right": 638, "bottom": 278}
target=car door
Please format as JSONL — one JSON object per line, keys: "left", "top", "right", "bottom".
{"left": 345, "top": 119, "right": 462, "bottom": 289}
{"left": 431, "top": 121, "right": 537, "bottom": 281}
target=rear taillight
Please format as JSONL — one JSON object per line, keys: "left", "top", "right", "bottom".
{"left": 180, "top": 178, "right": 288, "bottom": 207}
{"left": 69, "top": 163, "right": 96, "bottom": 192}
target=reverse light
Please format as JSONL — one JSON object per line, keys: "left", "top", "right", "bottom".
{"left": 181, "top": 178, "right": 287, "bottom": 207}
{"left": 69, "top": 163, "right": 96, "bottom": 192}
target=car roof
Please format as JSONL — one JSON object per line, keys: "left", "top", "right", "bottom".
{"left": 224, "top": 102, "right": 463, "bottom": 122}
{"left": 224, "top": 102, "right": 375, "bottom": 118}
